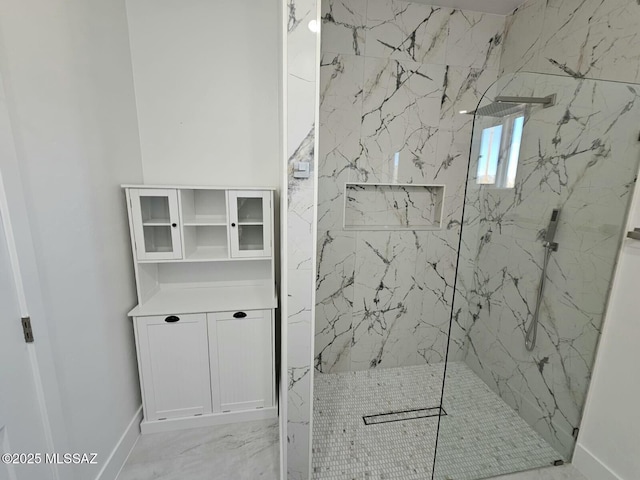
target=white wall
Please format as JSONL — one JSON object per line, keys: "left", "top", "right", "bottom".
{"left": 126, "top": 0, "right": 280, "bottom": 188}
{"left": 0, "top": 0, "right": 144, "bottom": 478}
{"left": 573, "top": 180, "right": 640, "bottom": 479}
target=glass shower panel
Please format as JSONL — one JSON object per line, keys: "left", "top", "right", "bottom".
{"left": 433, "top": 72, "right": 640, "bottom": 480}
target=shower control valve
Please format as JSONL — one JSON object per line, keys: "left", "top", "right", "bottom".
{"left": 293, "top": 161, "right": 311, "bottom": 179}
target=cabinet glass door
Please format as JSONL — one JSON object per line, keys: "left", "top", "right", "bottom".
{"left": 228, "top": 191, "right": 271, "bottom": 258}
{"left": 130, "top": 189, "right": 182, "bottom": 260}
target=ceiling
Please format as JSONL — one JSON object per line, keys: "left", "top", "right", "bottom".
{"left": 407, "top": 0, "right": 526, "bottom": 15}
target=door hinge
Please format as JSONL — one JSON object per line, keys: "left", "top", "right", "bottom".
{"left": 21, "top": 316, "right": 34, "bottom": 343}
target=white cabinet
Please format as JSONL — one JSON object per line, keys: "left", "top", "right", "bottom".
{"left": 133, "top": 309, "right": 275, "bottom": 433}
{"left": 123, "top": 185, "right": 278, "bottom": 434}
{"left": 209, "top": 310, "right": 273, "bottom": 412}
{"left": 134, "top": 310, "right": 277, "bottom": 433}
{"left": 228, "top": 190, "right": 272, "bottom": 258}
{"left": 126, "top": 187, "right": 274, "bottom": 263}
{"left": 129, "top": 189, "right": 182, "bottom": 260}
{"left": 135, "top": 314, "right": 212, "bottom": 421}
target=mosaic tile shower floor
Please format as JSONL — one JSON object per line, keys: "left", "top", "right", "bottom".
{"left": 312, "top": 362, "right": 562, "bottom": 480}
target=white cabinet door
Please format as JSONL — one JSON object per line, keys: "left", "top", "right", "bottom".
{"left": 135, "top": 313, "right": 212, "bottom": 421}
{"left": 129, "top": 188, "right": 182, "bottom": 260}
{"left": 228, "top": 190, "right": 272, "bottom": 258}
{"left": 208, "top": 310, "right": 274, "bottom": 412}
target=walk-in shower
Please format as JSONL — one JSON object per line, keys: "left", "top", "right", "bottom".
{"left": 311, "top": 1, "right": 640, "bottom": 478}
{"left": 432, "top": 71, "right": 640, "bottom": 479}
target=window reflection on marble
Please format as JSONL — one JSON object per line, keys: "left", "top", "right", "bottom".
{"left": 476, "top": 114, "right": 524, "bottom": 188}
{"left": 477, "top": 124, "right": 502, "bottom": 184}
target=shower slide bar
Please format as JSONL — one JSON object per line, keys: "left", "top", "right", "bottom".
{"left": 525, "top": 208, "right": 561, "bottom": 351}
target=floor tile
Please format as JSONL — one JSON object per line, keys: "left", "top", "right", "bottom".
{"left": 313, "top": 362, "right": 563, "bottom": 480}
{"left": 117, "top": 419, "right": 279, "bottom": 480}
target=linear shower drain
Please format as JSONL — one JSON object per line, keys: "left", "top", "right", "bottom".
{"left": 363, "top": 406, "right": 447, "bottom": 425}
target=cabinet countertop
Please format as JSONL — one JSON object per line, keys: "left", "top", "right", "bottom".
{"left": 129, "top": 285, "right": 278, "bottom": 317}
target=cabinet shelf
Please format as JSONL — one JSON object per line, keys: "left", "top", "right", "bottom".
{"left": 143, "top": 220, "right": 172, "bottom": 226}
{"left": 128, "top": 284, "right": 277, "bottom": 317}
{"left": 182, "top": 214, "right": 228, "bottom": 226}
{"left": 146, "top": 246, "right": 173, "bottom": 253}
{"left": 239, "top": 244, "right": 265, "bottom": 251}
{"left": 186, "top": 246, "right": 229, "bottom": 261}
{"left": 183, "top": 224, "right": 228, "bottom": 260}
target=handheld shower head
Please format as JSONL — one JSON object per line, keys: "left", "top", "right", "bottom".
{"left": 545, "top": 208, "right": 561, "bottom": 244}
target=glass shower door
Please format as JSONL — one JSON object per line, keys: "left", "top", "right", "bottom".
{"left": 432, "top": 72, "right": 640, "bottom": 480}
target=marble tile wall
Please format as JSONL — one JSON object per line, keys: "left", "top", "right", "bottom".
{"left": 286, "top": 0, "right": 319, "bottom": 478}
{"left": 459, "top": 73, "right": 640, "bottom": 458}
{"left": 450, "top": 0, "right": 640, "bottom": 461}
{"left": 500, "top": 0, "right": 640, "bottom": 84}
{"left": 315, "top": 0, "right": 505, "bottom": 373}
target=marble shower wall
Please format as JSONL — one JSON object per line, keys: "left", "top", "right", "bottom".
{"left": 315, "top": 0, "right": 505, "bottom": 373}
{"left": 446, "top": 0, "right": 640, "bottom": 460}
{"left": 457, "top": 74, "right": 640, "bottom": 459}
{"left": 500, "top": 0, "right": 640, "bottom": 84}
{"left": 286, "top": 0, "right": 319, "bottom": 478}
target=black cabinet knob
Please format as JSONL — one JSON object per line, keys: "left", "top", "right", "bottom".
{"left": 165, "top": 315, "right": 180, "bottom": 323}
{"left": 231, "top": 223, "right": 236, "bottom": 227}
{"left": 233, "top": 311, "right": 247, "bottom": 318}
{"left": 171, "top": 223, "right": 177, "bottom": 228}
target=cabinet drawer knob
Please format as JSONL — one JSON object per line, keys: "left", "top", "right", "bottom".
{"left": 165, "top": 315, "right": 180, "bottom": 323}
{"left": 233, "top": 312, "right": 247, "bottom": 319}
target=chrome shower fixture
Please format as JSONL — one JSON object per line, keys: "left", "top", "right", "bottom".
{"left": 525, "top": 207, "right": 561, "bottom": 351}
{"left": 543, "top": 207, "right": 560, "bottom": 248}
{"left": 471, "top": 94, "right": 557, "bottom": 117}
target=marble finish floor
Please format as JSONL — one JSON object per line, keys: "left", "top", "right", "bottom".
{"left": 313, "top": 362, "right": 563, "bottom": 480}
{"left": 116, "top": 419, "right": 279, "bottom": 480}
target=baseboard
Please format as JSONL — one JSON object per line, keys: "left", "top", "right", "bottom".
{"left": 140, "top": 406, "right": 278, "bottom": 434}
{"left": 95, "top": 405, "right": 143, "bottom": 480}
{"left": 572, "top": 444, "right": 622, "bottom": 480}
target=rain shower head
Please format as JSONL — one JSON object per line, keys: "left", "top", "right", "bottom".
{"left": 470, "top": 94, "right": 556, "bottom": 118}
{"left": 473, "top": 102, "right": 526, "bottom": 117}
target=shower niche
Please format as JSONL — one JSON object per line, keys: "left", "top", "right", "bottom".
{"left": 343, "top": 183, "right": 445, "bottom": 230}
